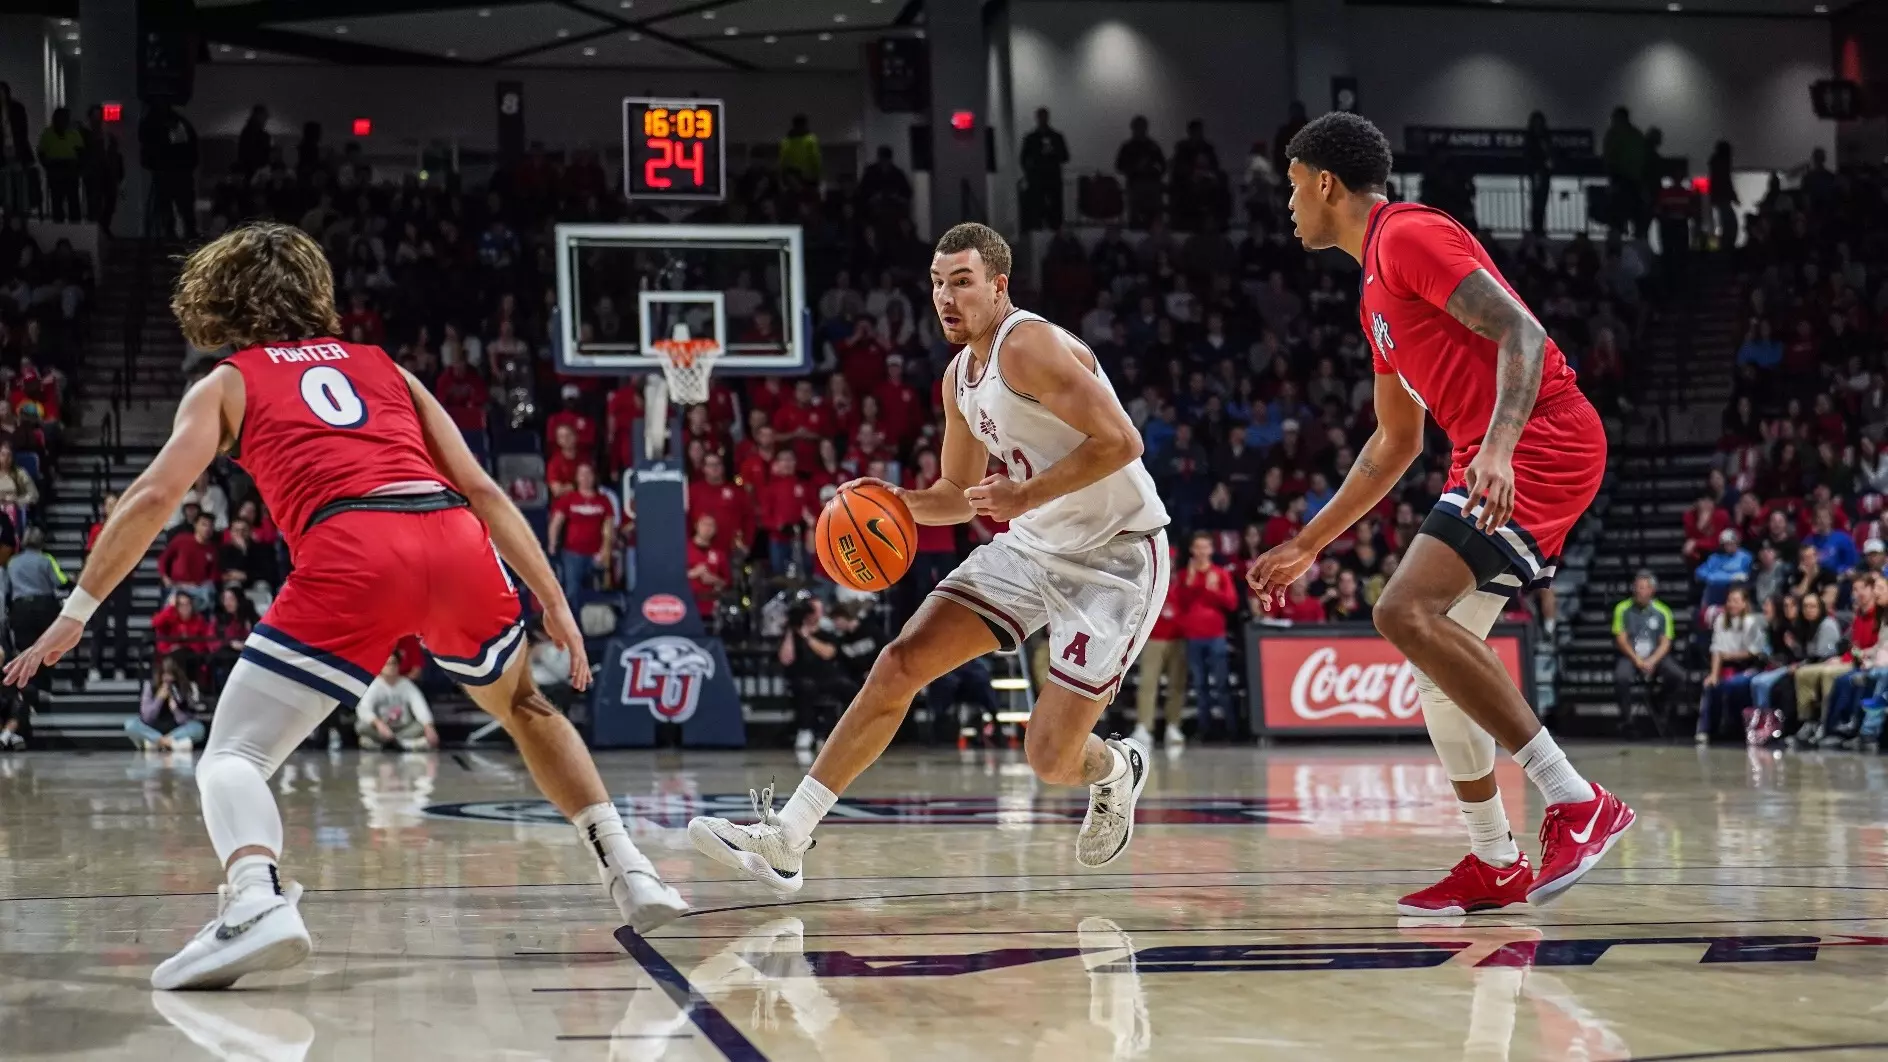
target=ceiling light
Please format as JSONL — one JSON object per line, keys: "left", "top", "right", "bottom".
{"left": 628, "top": 31, "right": 641, "bottom": 40}
{"left": 65, "top": 31, "right": 78, "bottom": 39}
{"left": 764, "top": 34, "right": 778, "bottom": 42}
{"left": 334, "top": 24, "right": 348, "bottom": 33}
{"left": 915, "top": 28, "right": 925, "bottom": 38}
{"left": 702, "top": 9, "right": 715, "bottom": 17}
{"left": 218, "top": 43, "right": 231, "bottom": 52}
{"left": 619, "top": 0, "right": 632, "bottom": 6}
{"left": 724, "top": 26, "right": 738, "bottom": 35}
{"left": 478, "top": 7, "right": 491, "bottom": 16}
{"left": 244, "top": 50, "right": 256, "bottom": 58}
{"left": 1666, "top": 1, "right": 1680, "bottom": 8}
{"left": 582, "top": 45, "right": 597, "bottom": 55}
{"left": 446, "top": 48, "right": 458, "bottom": 56}
{"left": 795, "top": 54, "right": 809, "bottom": 63}
{"left": 58, "top": 18, "right": 71, "bottom": 26}
{"left": 819, "top": 31, "right": 833, "bottom": 40}
{"left": 71, "top": 47, "right": 79, "bottom": 54}
{"left": 557, "top": 28, "right": 570, "bottom": 37}
{"left": 834, "top": 12, "right": 848, "bottom": 21}
{"left": 1815, "top": 2, "right": 1829, "bottom": 9}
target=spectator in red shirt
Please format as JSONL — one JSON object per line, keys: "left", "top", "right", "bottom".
{"left": 772, "top": 379, "right": 834, "bottom": 466}
{"left": 1682, "top": 494, "right": 1731, "bottom": 563}
{"left": 152, "top": 590, "right": 219, "bottom": 666}
{"left": 545, "top": 384, "right": 598, "bottom": 455}
{"left": 847, "top": 421, "right": 893, "bottom": 476}
{"left": 1272, "top": 574, "right": 1331, "bottom": 624}
{"left": 747, "top": 376, "right": 791, "bottom": 421}
{"left": 434, "top": 344, "right": 488, "bottom": 432}
{"left": 1131, "top": 571, "right": 1188, "bottom": 747}
{"left": 689, "top": 452, "right": 754, "bottom": 554}
{"left": 1262, "top": 495, "right": 1307, "bottom": 548}
{"left": 804, "top": 437, "right": 844, "bottom": 497}
{"left": 606, "top": 376, "right": 645, "bottom": 472}
{"left": 547, "top": 464, "right": 615, "bottom": 607}
{"left": 757, "top": 450, "right": 814, "bottom": 575}
{"left": 834, "top": 315, "right": 888, "bottom": 396}
{"left": 686, "top": 515, "right": 731, "bottom": 620}
{"left": 158, "top": 512, "right": 220, "bottom": 611}
{"left": 338, "top": 291, "right": 385, "bottom": 344}
{"left": 684, "top": 404, "right": 730, "bottom": 467}
{"left": 546, "top": 423, "right": 583, "bottom": 497}
{"left": 874, "top": 353, "right": 924, "bottom": 446}
{"left": 1176, "top": 532, "right": 1239, "bottom": 741}
{"left": 735, "top": 423, "right": 779, "bottom": 487}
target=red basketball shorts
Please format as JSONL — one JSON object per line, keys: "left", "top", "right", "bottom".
{"left": 239, "top": 507, "right": 524, "bottom": 704}
{"left": 1432, "top": 393, "right": 1606, "bottom": 590}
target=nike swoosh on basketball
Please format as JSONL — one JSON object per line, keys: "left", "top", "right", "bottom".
{"left": 1495, "top": 867, "right": 1527, "bottom": 887}
{"left": 1568, "top": 805, "right": 1604, "bottom": 844}
{"left": 864, "top": 518, "right": 905, "bottom": 559}
{"left": 214, "top": 905, "right": 282, "bottom": 941}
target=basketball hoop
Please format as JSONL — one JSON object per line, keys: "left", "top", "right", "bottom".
{"left": 651, "top": 337, "right": 719, "bottom": 406}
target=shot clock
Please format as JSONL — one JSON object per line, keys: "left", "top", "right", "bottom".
{"left": 621, "top": 97, "right": 727, "bottom": 203}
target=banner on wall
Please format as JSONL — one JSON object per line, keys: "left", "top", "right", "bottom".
{"left": 1403, "top": 126, "right": 1594, "bottom": 158}
{"left": 1243, "top": 623, "right": 1534, "bottom": 737}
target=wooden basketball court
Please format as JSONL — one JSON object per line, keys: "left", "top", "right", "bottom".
{"left": 3, "top": 743, "right": 1884, "bottom": 1061}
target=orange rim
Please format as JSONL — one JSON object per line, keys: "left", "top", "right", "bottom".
{"left": 650, "top": 339, "right": 719, "bottom": 368}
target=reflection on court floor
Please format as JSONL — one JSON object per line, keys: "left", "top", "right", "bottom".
{"left": 4, "top": 744, "right": 1888, "bottom": 1061}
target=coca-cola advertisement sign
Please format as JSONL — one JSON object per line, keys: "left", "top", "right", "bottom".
{"left": 1248, "top": 627, "right": 1529, "bottom": 734}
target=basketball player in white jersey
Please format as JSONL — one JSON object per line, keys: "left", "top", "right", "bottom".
{"left": 690, "top": 223, "right": 1170, "bottom": 893}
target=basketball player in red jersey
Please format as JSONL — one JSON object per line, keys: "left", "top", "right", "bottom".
{"left": 4, "top": 224, "right": 686, "bottom": 989}
{"left": 1247, "top": 114, "right": 1633, "bottom": 915}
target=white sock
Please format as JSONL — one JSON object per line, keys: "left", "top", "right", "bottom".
{"left": 1460, "top": 795, "right": 1520, "bottom": 868}
{"left": 1513, "top": 729, "right": 1596, "bottom": 806}
{"left": 1096, "top": 744, "right": 1129, "bottom": 787}
{"left": 227, "top": 853, "right": 280, "bottom": 897}
{"left": 777, "top": 776, "right": 837, "bottom": 847}
{"left": 573, "top": 801, "right": 655, "bottom": 873}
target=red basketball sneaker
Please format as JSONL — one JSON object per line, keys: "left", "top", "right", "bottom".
{"left": 1528, "top": 783, "right": 1635, "bottom": 906}
{"left": 1396, "top": 852, "right": 1534, "bottom": 917}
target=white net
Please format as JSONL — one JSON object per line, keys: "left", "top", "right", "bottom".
{"left": 653, "top": 323, "right": 719, "bottom": 406}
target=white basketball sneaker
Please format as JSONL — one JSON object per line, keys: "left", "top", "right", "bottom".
{"left": 593, "top": 834, "right": 689, "bottom": 935}
{"left": 1077, "top": 736, "right": 1149, "bottom": 868}
{"left": 688, "top": 785, "right": 814, "bottom": 896}
{"left": 152, "top": 882, "right": 311, "bottom": 991}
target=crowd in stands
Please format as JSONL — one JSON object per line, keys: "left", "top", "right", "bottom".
{"left": 1646, "top": 156, "right": 1888, "bottom": 751}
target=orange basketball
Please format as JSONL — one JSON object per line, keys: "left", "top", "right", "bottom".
{"left": 815, "top": 483, "right": 917, "bottom": 592}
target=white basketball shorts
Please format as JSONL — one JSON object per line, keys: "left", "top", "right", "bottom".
{"left": 932, "top": 528, "right": 1170, "bottom": 701}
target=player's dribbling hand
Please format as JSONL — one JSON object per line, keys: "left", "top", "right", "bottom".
{"left": 838, "top": 477, "right": 900, "bottom": 497}
{"left": 1246, "top": 541, "right": 1318, "bottom": 612}
{"left": 3, "top": 616, "right": 83, "bottom": 688}
{"left": 1461, "top": 450, "right": 1517, "bottom": 534}
{"left": 965, "top": 474, "right": 1029, "bottom": 522}
{"left": 543, "top": 603, "right": 593, "bottom": 692}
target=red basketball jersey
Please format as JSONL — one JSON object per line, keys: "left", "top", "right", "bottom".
{"left": 225, "top": 338, "right": 444, "bottom": 552}
{"left": 1359, "top": 202, "right": 1583, "bottom": 454}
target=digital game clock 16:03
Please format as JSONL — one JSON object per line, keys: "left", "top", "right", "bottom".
{"left": 621, "top": 97, "right": 727, "bottom": 203}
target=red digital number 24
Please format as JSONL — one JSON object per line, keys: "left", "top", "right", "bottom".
{"left": 644, "top": 138, "right": 706, "bottom": 190}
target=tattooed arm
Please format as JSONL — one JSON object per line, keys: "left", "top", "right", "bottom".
{"left": 1446, "top": 268, "right": 1547, "bottom": 458}
{"left": 1444, "top": 268, "right": 1546, "bottom": 531}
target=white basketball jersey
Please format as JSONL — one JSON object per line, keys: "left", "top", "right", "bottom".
{"left": 954, "top": 309, "right": 1168, "bottom": 555}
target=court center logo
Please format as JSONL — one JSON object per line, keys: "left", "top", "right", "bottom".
{"left": 620, "top": 636, "right": 715, "bottom": 723}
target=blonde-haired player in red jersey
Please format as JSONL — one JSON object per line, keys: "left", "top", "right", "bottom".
{"left": 5, "top": 223, "right": 686, "bottom": 990}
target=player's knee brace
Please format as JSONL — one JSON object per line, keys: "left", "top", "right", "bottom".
{"left": 1416, "top": 590, "right": 1510, "bottom": 783}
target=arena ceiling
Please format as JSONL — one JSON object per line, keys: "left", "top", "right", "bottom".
{"left": 185, "top": 0, "right": 922, "bottom": 72}
{"left": 36, "top": 0, "right": 1854, "bottom": 72}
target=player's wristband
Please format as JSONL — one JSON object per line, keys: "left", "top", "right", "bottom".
{"left": 60, "top": 587, "right": 100, "bottom": 625}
